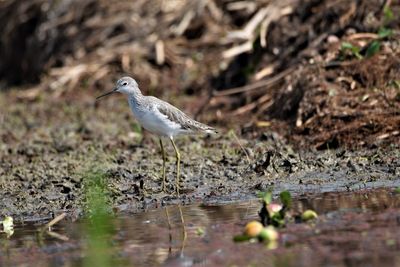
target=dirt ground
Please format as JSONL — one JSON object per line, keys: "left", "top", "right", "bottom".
{"left": 0, "top": 90, "right": 399, "bottom": 221}
{"left": 0, "top": 0, "right": 399, "bottom": 220}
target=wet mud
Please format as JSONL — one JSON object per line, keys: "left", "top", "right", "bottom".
{"left": 1, "top": 92, "right": 399, "bottom": 220}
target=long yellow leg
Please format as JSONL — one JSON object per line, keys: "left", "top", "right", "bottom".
{"left": 170, "top": 137, "right": 181, "bottom": 196}
{"left": 159, "top": 138, "right": 167, "bottom": 192}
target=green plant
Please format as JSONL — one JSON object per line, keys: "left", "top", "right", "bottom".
{"left": 377, "top": 27, "right": 393, "bottom": 38}
{"left": 365, "top": 40, "right": 381, "bottom": 58}
{"left": 257, "top": 190, "right": 273, "bottom": 205}
{"left": 340, "top": 42, "right": 363, "bottom": 60}
{"left": 82, "top": 169, "right": 117, "bottom": 267}
{"left": 340, "top": 13, "right": 394, "bottom": 60}
{"left": 383, "top": 5, "right": 394, "bottom": 24}
{"left": 364, "top": 27, "right": 393, "bottom": 58}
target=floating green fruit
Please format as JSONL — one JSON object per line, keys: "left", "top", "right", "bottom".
{"left": 258, "top": 226, "right": 279, "bottom": 242}
{"left": 302, "top": 210, "right": 318, "bottom": 221}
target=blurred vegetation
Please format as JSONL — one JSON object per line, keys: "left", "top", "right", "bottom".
{"left": 82, "top": 169, "right": 123, "bottom": 267}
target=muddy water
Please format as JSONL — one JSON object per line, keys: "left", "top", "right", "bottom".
{"left": 1, "top": 188, "right": 400, "bottom": 267}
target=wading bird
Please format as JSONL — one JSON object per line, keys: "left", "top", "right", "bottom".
{"left": 96, "top": 77, "right": 216, "bottom": 195}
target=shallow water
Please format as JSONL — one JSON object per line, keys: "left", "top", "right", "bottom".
{"left": 1, "top": 188, "right": 400, "bottom": 267}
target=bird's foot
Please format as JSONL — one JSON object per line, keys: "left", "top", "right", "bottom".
{"left": 161, "top": 183, "right": 167, "bottom": 193}
{"left": 175, "top": 182, "right": 182, "bottom": 197}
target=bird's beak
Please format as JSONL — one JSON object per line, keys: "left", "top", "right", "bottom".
{"left": 96, "top": 88, "right": 117, "bottom": 100}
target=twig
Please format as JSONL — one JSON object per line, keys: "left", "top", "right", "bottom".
{"left": 155, "top": 39, "right": 165, "bottom": 65}
{"left": 226, "top": 7, "right": 269, "bottom": 41}
{"left": 324, "top": 60, "right": 359, "bottom": 68}
{"left": 213, "top": 67, "right": 295, "bottom": 97}
{"left": 206, "top": 0, "right": 222, "bottom": 21}
{"left": 222, "top": 41, "right": 253, "bottom": 58}
{"left": 339, "top": 2, "right": 356, "bottom": 26}
{"left": 260, "top": 5, "right": 293, "bottom": 48}
{"left": 46, "top": 231, "right": 69, "bottom": 241}
{"left": 226, "top": 1, "right": 256, "bottom": 12}
{"left": 232, "top": 93, "right": 271, "bottom": 116}
{"left": 43, "top": 213, "right": 67, "bottom": 231}
{"left": 260, "top": 15, "right": 271, "bottom": 48}
{"left": 256, "top": 98, "right": 274, "bottom": 115}
{"left": 172, "top": 10, "right": 195, "bottom": 36}
{"left": 347, "top": 33, "right": 379, "bottom": 40}
{"left": 254, "top": 64, "right": 275, "bottom": 80}
{"left": 232, "top": 102, "right": 257, "bottom": 116}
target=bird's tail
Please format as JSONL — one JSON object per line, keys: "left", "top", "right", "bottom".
{"left": 203, "top": 125, "right": 218, "bottom": 135}
{"left": 189, "top": 120, "right": 218, "bottom": 135}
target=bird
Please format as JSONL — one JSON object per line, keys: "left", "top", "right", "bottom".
{"left": 96, "top": 76, "right": 217, "bottom": 196}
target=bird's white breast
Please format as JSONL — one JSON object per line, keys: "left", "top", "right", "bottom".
{"left": 128, "top": 98, "right": 181, "bottom": 137}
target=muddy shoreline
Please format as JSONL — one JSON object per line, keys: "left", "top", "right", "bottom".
{"left": 1, "top": 91, "right": 399, "bottom": 221}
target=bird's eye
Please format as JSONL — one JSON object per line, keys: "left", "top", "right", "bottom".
{"left": 122, "top": 82, "right": 128, "bottom": 86}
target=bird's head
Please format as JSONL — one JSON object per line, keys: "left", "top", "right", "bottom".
{"left": 96, "top": 76, "right": 140, "bottom": 100}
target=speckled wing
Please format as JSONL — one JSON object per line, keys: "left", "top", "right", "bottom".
{"left": 156, "top": 101, "right": 217, "bottom": 134}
